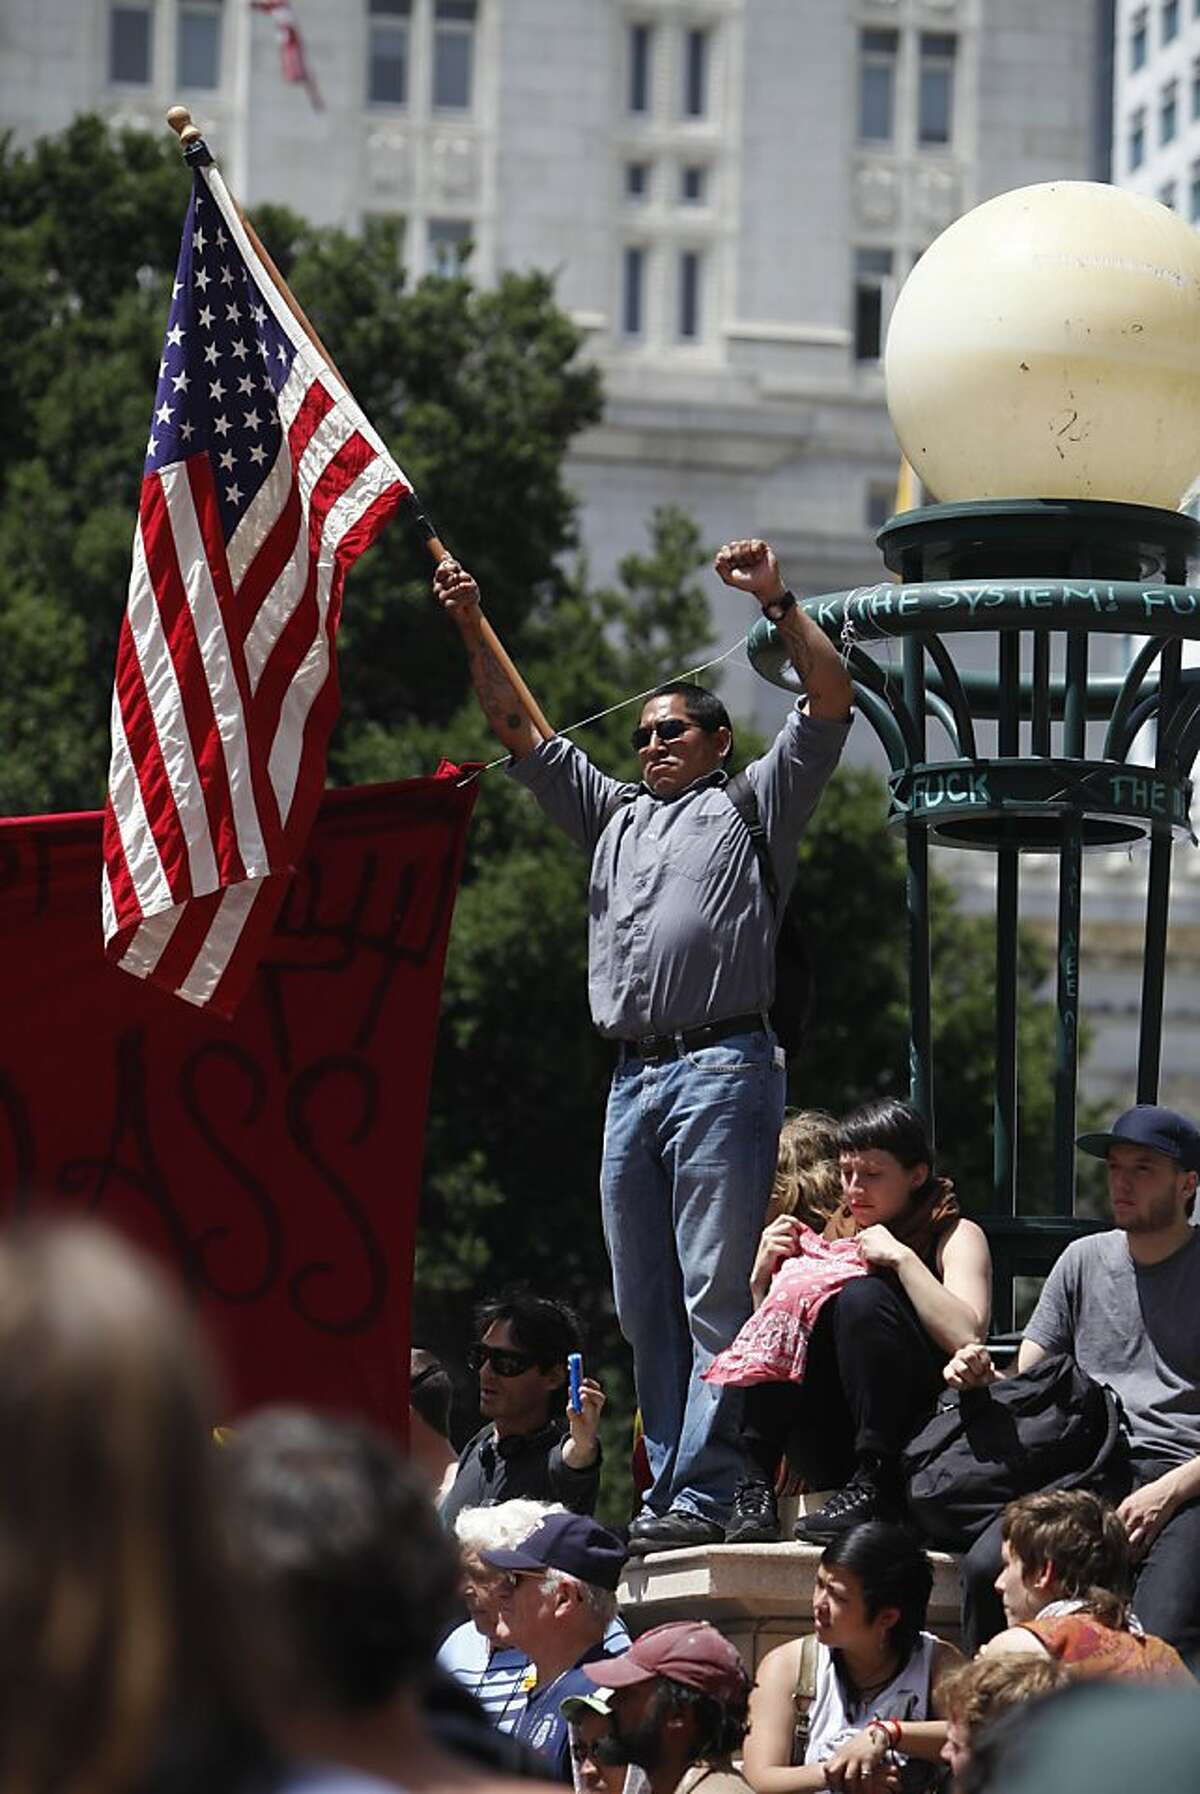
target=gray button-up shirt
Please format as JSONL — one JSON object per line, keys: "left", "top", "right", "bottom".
{"left": 507, "top": 704, "right": 850, "bottom": 1039}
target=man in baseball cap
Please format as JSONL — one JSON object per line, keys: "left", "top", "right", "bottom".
{"left": 480, "top": 1512, "right": 629, "bottom": 1780}
{"left": 946, "top": 1101, "right": 1200, "bottom": 1666}
{"left": 582, "top": 1621, "right": 753, "bottom": 1794}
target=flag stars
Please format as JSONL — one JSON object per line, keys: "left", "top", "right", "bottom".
{"left": 251, "top": 304, "right": 266, "bottom": 326}
{"left": 158, "top": 358, "right": 168, "bottom": 378}
{"left": 154, "top": 401, "right": 174, "bottom": 425}
{"left": 276, "top": 343, "right": 288, "bottom": 364}
{"left": 171, "top": 369, "right": 190, "bottom": 394}
{"left": 192, "top": 226, "right": 206, "bottom": 253}
{"left": 173, "top": 279, "right": 182, "bottom": 298}
{"left": 219, "top": 264, "right": 234, "bottom": 287}
{"left": 179, "top": 420, "right": 195, "bottom": 442}
{"left": 216, "top": 226, "right": 228, "bottom": 249}
{"left": 204, "top": 342, "right": 220, "bottom": 366}
{"left": 218, "top": 448, "right": 236, "bottom": 473}
{"left": 237, "top": 373, "right": 255, "bottom": 396}
{"left": 213, "top": 414, "right": 231, "bottom": 438}
{"left": 243, "top": 408, "right": 261, "bottom": 432}
{"left": 248, "top": 442, "right": 267, "bottom": 467}
{"left": 194, "top": 265, "right": 210, "bottom": 292}
{"left": 209, "top": 378, "right": 226, "bottom": 402}
{"left": 197, "top": 304, "right": 215, "bottom": 329}
{"left": 166, "top": 323, "right": 185, "bottom": 347}
{"left": 225, "top": 302, "right": 242, "bottom": 324}
{"left": 147, "top": 433, "right": 158, "bottom": 457}
{"left": 230, "top": 338, "right": 248, "bottom": 361}
{"left": 225, "top": 482, "right": 243, "bottom": 507}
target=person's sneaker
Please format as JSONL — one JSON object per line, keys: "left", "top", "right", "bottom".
{"left": 625, "top": 1507, "right": 725, "bottom": 1555}
{"left": 792, "top": 1467, "right": 896, "bottom": 1543}
{"left": 724, "top": 1478, "right": 780, "bottom": 1545}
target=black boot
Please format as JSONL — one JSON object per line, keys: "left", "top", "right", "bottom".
{"left": 725, "top": 1477, "right": 780, "bottom": 1545}
{"left": 793, "top": 1456, "right": 899, "bottom": 1543}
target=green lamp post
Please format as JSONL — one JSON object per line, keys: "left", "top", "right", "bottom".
{"left": 750, "top": 181, "right": 1200, "bottom": 1326}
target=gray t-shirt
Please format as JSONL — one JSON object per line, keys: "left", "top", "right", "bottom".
{"left": 507, "top": 705, "right": 849, "bottom": 1038}
{"left": 1024, "top": 1229, "right": 1200, "bottom": 1465}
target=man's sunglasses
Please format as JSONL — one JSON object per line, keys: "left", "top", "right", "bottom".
{"left": 466, "top": 1342, "right": 540, "bottom": 1377}
{"left": 630, "top": 717, "right": 695, "bottom": 752}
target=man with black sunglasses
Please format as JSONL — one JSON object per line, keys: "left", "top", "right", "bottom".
{"left": 436, "top": 539, "right": 851, "bottom": 1549}
{"left": 441, "top": 1292, "right": 605, "bottom": 1530}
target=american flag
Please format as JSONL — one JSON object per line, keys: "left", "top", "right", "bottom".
{"left": 102, "top": 161, "right": 410, "bottom": 1015}
{"left": 251, "top": 0, "right": 323, "bottom": 111}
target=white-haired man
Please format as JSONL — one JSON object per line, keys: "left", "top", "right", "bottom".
{"left": 482, "top": 1511, "right": 629, "bottom": 1779}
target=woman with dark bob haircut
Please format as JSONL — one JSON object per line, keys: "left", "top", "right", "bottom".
{"left": 724, "top": 1097, "right": 992, "bottom": 1544}
{"left": 743, "top": 1521, "right": 961, "bottom": 1794}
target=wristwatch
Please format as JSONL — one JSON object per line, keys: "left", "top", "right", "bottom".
{"left": 761, "top": 589, "right": 797, "bottom": 623}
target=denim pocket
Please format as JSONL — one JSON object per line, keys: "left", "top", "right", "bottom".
{"left": 681, "top": 1034, "right": 768, "bottom": 1072}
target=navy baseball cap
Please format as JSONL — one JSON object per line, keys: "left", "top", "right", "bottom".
{"left": 481, "top": 1512, "right": 628, "bottom": 1592}
{"left": 1076, "top": 1104, "right": 1200, "bottom": 1173}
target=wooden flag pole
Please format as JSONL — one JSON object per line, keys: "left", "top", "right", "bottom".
{"left": 165, "top": 105, "right": 555, "bottom": 742}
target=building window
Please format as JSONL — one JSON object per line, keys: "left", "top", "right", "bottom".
{"left": 109, "top": 3, "right": 152, "bottom": 83}
{"left": 1163, "top": 0, "right": 1179, "bottom": 42}
{"left": 854, "top": 247, "right": 893, "bottom": 362}
{"left": 433, "top": 0, "right": 475, "bottom": 109}
{"left": 368, "top": 0, "right": 410, "bottom": 105}
{"left": 1160, "top": 180, "right": 1178, "bottom": 208}
{"left": 1129, "top": 106, "right": 1146, "bottom": 170}
{"left": 859, "top": 28, "right": 898, "bottom": 144}
{"left": 177, "top": 0, "right": 222, "bottom": 90}
{"left": 629, "top": 23, "right": 653, "bottom": 113}
{"left": 428, "top": 218, "right": 473, "bottom": 273}
{"left": 622, "top": 246, "right": 645, "bottom": 336}
{"left": 1191, "top": 159, "right": 1200, "bottom": 221}
{"left": 682, "top": 26, "right": 709, "bottom": 117}
{"left": 918, "top": 34, "right": 956, "bottom": 146}
{"left": 1131, "top": 5, "right": 1148, "bottom": 67}
{"left": 626, "top": 161, "right": 649, "bottom": 200}
{"left": 1161, "top": 80, "right": 1178, "bottom": 145}
{"left": 678, "top": 250, "right": 701, "bottom": 339}
{"left": 680, "top": 164, "right": 707, "bottom": 203}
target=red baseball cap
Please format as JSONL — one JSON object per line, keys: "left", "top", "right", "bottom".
{"left": 584, "top": 1622, "right": 750, "bottom": 1705}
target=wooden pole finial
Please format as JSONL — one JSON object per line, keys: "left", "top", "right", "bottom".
{"left": 166, "top": 105, "right": 202, "bottom": 147}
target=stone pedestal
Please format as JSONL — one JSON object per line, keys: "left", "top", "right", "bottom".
{"left": 618, "top": 1541, "right": 963, "bottom": 1675}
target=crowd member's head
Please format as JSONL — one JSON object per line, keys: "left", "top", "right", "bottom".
{"left": 411, "top": 1346, "right": 453, "bottom": 1437}
{"left": 962, "top": 1682, "right": 1200, "bottom": 1794}
{"left": 482, "top": 1512, "right": 626, "bottom": 1671}
{"left": 223, "top": 1407, "right": 462, "bottom": 1768}
{"left": 583, "top": 1621, "right": 751, "bottom": 1794}
{"left": 813, "top": 1521, "right": 934, "bottom": 1670}
{"left": 454, "top": 1499, "right": 567, "bottom": 1644}
{"left": 0, "top": 1221, "right": 265, "bottom": 1794}
{"left": 633, "top": 681, "right": 734, "bottom": 797}
{"left": 561, "top": 1690, "right": 627, "bottom": 1794}
{"left": 997, "top": 1489, "right": 1132, "bottom": 1629}
{"left": 767, "top": 1109, "right": 842, "bottom": 1228}
{"left": 939, "top": 1654, "right": 1067, "bottom": 1788}
{"left": 1076, "top": 1103, "right": 1200, "bottom": 1230}
{"left": 837, "top": 1098, "right": 940, "bottom": 1231}
{"left": 470, "top": 1291, "right": 582, "bottom": 1435}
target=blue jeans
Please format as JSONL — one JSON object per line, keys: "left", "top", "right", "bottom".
{"left": 600, "top": 1027, "right": 786, "bottom": 1524}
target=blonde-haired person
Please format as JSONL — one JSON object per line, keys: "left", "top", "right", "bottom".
{"left": 763, "top": 1111, "right": 843, "bottom": 1232}
{"left": 0, "top": 1222, "right": 270, "bottom": 1794}
{"left": 939, "top": 1654, "right": 1067, "bottom": 1790}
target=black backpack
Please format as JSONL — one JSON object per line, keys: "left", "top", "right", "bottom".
{"left": 901, "top": 1352, "right": 1125, "bottom": 1553}
{"left": 596, "top": 771, "right": 814, "bottom": 1056}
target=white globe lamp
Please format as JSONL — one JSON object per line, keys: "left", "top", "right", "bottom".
{"left": 885, "top": 181, "right": 1200, "bottom": 510}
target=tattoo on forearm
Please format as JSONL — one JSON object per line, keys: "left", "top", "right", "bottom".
{"left": 471, "top": 641, "right": 525, "bottom": 738}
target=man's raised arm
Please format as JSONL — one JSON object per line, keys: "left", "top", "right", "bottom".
{"left": 434, "top": 557, "right": 540, "bottom": 760}
{"left": 714, "top": 538, "right": 852, "bottom": 722}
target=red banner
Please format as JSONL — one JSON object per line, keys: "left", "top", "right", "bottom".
{"left": 0, "top": 771, "right": 476, "bottom": 1435}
